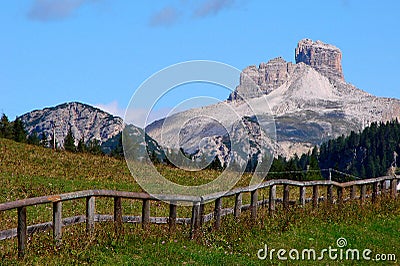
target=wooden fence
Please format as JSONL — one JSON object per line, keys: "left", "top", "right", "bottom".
{"left": 0, "top": 175, "right": 398, "bottom": 257}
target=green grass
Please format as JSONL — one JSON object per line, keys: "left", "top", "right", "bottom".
{"left": 1, "top": 200, "right": 399, "bottom": 265}
{"left": 0, "top": 138, "right": 399, "bottom": 265}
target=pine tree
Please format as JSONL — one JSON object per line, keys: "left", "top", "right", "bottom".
{"left": 149, "top": 149, "right": 158, "bottom": 164}
{"left": 110, "top": 133, "right": 124, "bottom": 158}
{"left": 77, "top": 137, "right": 86, "bottom": 153}
{"left": 87, "top": 139, "right": 102, "bottom": 155}
{"left": 64, "top": 128, "right": 76, "bottom": 152}
{"left": 0, "top": 114, "right": 13, "bottom": 139}
{"left": 269, "top": 156, "right": 286, "bottom": 179}
{"left": 40, "top": 132, "right": 48, "bottom": 148}
{"left": 206, "top": 155, "right": 224, "bottom": 171}
{"left": 12, "top": 118, "right": 27, "bottom": 143}
{"left": 366, "top": 156, "right": 377, "bottom": 178}
{"left": 27, "top": 132, "right": 40, "bottom": 146}
{"left": 305, "top": 155, "right": 323, "bottom": 181}
{"left": 286, "top": 157, "right": 302, "bottom": 180}
{"left": 298, "top": 153, "right": 309, "bottom": 170}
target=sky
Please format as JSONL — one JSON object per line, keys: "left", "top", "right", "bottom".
{"left": 1, "top": 0, "right": 399, "bottom": 126}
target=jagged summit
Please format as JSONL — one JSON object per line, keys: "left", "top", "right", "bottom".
{"left": 229, "top": 39, "right": 345, "bottom": 101}
{"left": 295, "top": 39, "right": 344, "bottom": 81}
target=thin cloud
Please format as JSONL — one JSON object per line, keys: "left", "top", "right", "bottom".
{"left": 27, "top": 0, "right": 99, "bottom": 22}
{"left": 193, "top": 0, "right": 235, "bottom": 18}
{"left": 125, "top": 107, "right": 173, "bottom": 128}
{"left": 149, "top": 6, "right": 181, "bottom": 27}
{"left": 340, "top": 0, "right": 350, "bottom": 7}
{"left": 149, "top": 0, "right": 241, "bottom": 27}
{"left": 95, "top": 100, "right": 124, "bottom": 118}
{"left": 96, "top": 101, "right": 172, "bottom": 128}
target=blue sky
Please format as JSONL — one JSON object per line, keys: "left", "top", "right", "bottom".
{"left": 1, "top": 0, "right": 399, "bottom": 125}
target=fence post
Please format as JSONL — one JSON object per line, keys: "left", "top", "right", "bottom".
{"left": 142, "top": 199, "right": 150, "bottom": 229}
{"left": 17, "top": 206, "right": 27, "bottom": 258}
{"left": 114, "top": 197, "right": 122, "bottom": 235}
{"left": 299, "top": 186, "right": 306, "bottom": 206}
{"left": 372, "top": 182, "right": 378, "bottom": 203}
{"left": 327, "top": 185, "right": 333, "bottom": 205}
{"left": 312, "top": 185, "right": 319, "bottom": 208}
{"left": 199, "top": 203, "right": 205, "bottom": 226}
{"left": 53, "top": 201, "right": 62, "bottom": 244}
{"left": 269, "top": 185, "right": 276, "bottom": 216}
{"left": 234, "top": 193, "right": 242, "bottom": 218}
{"left": 337, "top": 187, "right": 344, "bottom": 206}
{"left": 380, "top": 180, "right": 386, "bottom": 196}
{"left": 251, "top": 189, "right": 258, "bottom": 221}
{"left": 86, "top": 196, "right": 95, "bottom": 235}
{"left": 391, "top": 178, "right": 398, "bottom": 198}
{"left": 190, "top": 202, "right": 200, "bottom": 239}
{"left": 169, "top": 201, "right": 177, "bottom": 233}
{"left": 350, "top": 185, "right": 356, "bottom": 200}
{"left": 283, "top": 185, "right": 290, "bottom": 210}
{"left": 214, "top": 198, "right": 222, "bottom": 230}
{"left": 360, "top": 184, "right": 366, "bottom": 204}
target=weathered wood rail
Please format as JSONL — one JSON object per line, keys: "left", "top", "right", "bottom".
{"left": 0, "top": 176, "right": 398, "bottom": 257}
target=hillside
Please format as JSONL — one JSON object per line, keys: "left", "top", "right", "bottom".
{"left": 0, "top": 138, "right": 137, "bottom": 202}
{"left": 1, "top": 138, "right": 400, "bottom": 265}
{"left": 0, "top": 138, "right": 230, "bottom": 203}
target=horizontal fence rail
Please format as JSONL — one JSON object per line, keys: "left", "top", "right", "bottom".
{"left": 0, "top": 176, "right": 398, "bottom": 257}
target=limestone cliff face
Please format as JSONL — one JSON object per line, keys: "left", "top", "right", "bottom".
{"left": 20, "top": 102, "right": 123, "bottom": 148}
{"left": 295, "top": 38, "right": 344, "bottom": 81}
{"left": 229, "top": 57, "right": 295, "bottom": 100}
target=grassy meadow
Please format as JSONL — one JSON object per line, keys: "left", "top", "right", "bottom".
{"left": 0, "top": 138, "right": 399, "bottom": 265}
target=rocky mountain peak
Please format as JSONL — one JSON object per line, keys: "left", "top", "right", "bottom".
{"left": 229, "top": 39, "right": 345, "bottom": 101}
{"left": 148, "top": 39, "right": 400, "bottom": 161}
{"left": 20, "top": 102, "right": 123, "bottom": 148}
{"left": 295, "top": 38, "right": 344, "bottom": 81}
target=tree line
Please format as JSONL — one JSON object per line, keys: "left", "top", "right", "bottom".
{"left": 267, "top": 148, "right": 323, "bottom": 181}
{"left": 2, "top": 111, "right": 400, "bottom": 179}
{"left": 319, "top": 120, "right": 400, "bottom": 179}
{"left": 0, "top": 114, "right": 41, "bottom": 145}
{"left": 64, "top": 128, "right": 103, "bottom": 155}
{"left": 266, "top": 120, "right": 400, "bottom": 180}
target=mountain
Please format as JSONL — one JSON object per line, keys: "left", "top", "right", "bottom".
{"left": 19, "top": 102, "right": 166, "bottom": 162}
{"left": 20, "top": 102, "right": 124, "bottom": 148}
{"left": 146, "top": 39, "right": 400, "bottom": 164}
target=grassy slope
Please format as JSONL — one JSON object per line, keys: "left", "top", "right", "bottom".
{"left": 0, "top": 138, "right": 399, "bottom": 265}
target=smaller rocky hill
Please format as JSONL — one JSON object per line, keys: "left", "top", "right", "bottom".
{"left": 19, "top": 102, "right": 123, "bottom": 148}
